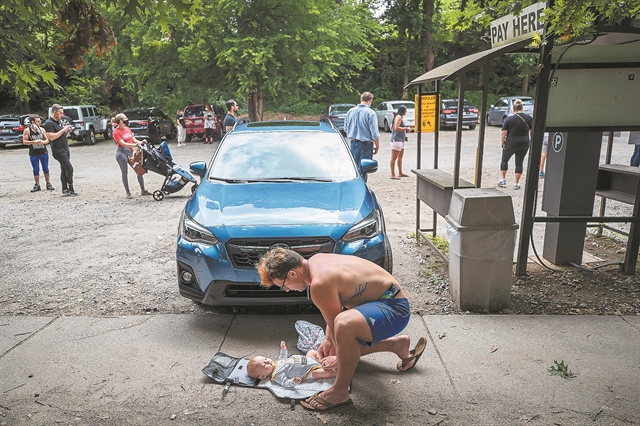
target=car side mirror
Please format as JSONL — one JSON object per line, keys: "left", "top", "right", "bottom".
{"left": 361, "top": 159, "right": 378, "bottom": 175}
{"left": 190, "top": 161, "right": 207, "bottom": 178}
{"left": 490, "top": 104, "right": 494, "bottom": 109}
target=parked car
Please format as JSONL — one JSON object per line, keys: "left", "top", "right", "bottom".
{"left": 176, "top": 120, "right": 392, "bottom": 306}
{"left": 183, "top": 104, "right": 225, "bottom": 142}
{"left": 486, "top": 96, "right": 535, "bottom": 126}
{"left": 321, "top": 103, "right": 355, "bottom": 133}
{"left": 120, "top": 107, "right": 176, "bottom": 143}
{"left": 0, "top": 115, "right": 29, "bottom": 148}
{"left": 47, "top": 104, "right": 112, "bottom": 144}
{"left": 374, "top": 100, "right": 415, "bottom": 132}
{"left": 440, "top": 99, "right": 479, "bottom": 130}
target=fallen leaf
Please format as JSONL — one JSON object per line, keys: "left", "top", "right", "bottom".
{"left": 491, "top": 344, "right": 500, "bottom": 353}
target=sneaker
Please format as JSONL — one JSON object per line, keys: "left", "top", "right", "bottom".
{"left": 61, "top": 191, "right": 71, "bottom": 197}
{"left": 46, "top": 182, "right": 55, "bottom": 190}
{"left": 30, "top": 184, "right": 41, "bottom": 193}
{"left": 497, "top": 179, "right": 507, "bottom": 187}
{"left": 539, "top": 171, "right": 545, "bottom": 177}
{"left": 513, "top": 183, "right": 521, "bottom": 190}
{"left": 141, "top": 190, "right": 152, "bottom": 196}
{"left": 126, "top": 193, "right": 132, "bottom": 199}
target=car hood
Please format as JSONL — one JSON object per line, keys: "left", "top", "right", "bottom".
{"left": 186, "top": 180, "right": 375, "bottom": 239}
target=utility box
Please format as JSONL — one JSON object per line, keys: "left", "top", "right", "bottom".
{"left": 445, "top": 189, "right": 518, "bottom": 311}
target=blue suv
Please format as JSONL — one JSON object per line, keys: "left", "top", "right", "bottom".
{"left": 176, "top": 120, "right": 392, "bottom": 306}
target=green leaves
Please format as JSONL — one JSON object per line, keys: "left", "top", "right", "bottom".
{"left": 548, "top": 360, "right": 574, "bottom": 378}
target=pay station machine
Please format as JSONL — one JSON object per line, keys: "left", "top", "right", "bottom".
{"left": 537, "top": 34, "right": 640, "bottom": 274}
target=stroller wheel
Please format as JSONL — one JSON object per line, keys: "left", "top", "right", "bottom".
{"left": 153, "top": 190, "right": 164, "bottom": 201}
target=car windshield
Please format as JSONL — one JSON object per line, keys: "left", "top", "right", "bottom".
{"left": 390, "top": 102, "right": 415, "bottom": 110}
{"left": 123, "top": 110, "right": 151, "bottom": 120}
{"left": 184, "top": 106, "right": 206, "bottom": 116}
{"left": 330, "top": 105, "right": 354, "bottom": 114}
{"left": 208, "top": 131, "right": 357, "bottom": 181}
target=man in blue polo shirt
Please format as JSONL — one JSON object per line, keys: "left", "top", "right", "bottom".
{"left": 344, "top": 92, "right": 380, "bottom": 182}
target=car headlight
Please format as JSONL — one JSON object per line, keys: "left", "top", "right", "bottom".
{"left": 179, "top": 211, "right": 220, "bottom": 246}
{"left": 342, "top": 209, "right": 381, "bottom": 243}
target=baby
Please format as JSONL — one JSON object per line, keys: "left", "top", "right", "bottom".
{"left": 246, "top": 341, "right": 337, "bottom": 388}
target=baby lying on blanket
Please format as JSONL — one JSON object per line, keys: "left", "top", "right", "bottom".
{"left": 247, "top": 341, "right": 337, "bottom": 388}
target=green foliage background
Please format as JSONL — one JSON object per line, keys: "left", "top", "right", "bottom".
{"left": 1, "top": 0, "right": 637, "bottom": 116}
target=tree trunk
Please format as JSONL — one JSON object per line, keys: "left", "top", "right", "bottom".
{"left": 402, "top": 48, "right": 411, "bottom": 99}
{"left": 422, "top": 0, "right": 435, "bottom": 75}
{"left": 522, "top": 75, "right": 529, "bottom": 96}
{"left": 247, "top": 89, "right": 263, "bottom": 122}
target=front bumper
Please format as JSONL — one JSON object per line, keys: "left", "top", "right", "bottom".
{"left": 176, "top": 233, "right": 387, "bottom": 306}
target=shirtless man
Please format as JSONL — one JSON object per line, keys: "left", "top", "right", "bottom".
{"left": 256, "top": 248, "right": 426, "bottom": 411}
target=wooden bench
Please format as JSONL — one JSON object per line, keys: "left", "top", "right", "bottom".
{"left": 595, "top": 164, "right": 640, "bottom": 205}
{"left": 412, "top": 169, "right": 475, "bottom": 217}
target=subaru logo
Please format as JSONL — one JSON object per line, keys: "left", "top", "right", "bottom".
{"left": 270, "top": 243, "right": 290, "bottom": 250}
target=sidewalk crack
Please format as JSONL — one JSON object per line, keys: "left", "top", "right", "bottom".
{"left": 0, "top": 317, "right": 59, "bottom": 360}
{"left": 420, "top": 314, "right": 461, "bottom": 398}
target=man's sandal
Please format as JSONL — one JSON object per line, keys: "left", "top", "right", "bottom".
{"left": 300, "top": 392, "right": 353, "bottom": 412}
{"left": 397, "top": 337, "right": 427, "bottom": 371}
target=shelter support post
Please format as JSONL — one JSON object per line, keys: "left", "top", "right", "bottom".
{"left": 475, "top": 62, "right": 490, "bottom": 188}
{"left": 515, "top": 38, "right": 554, "bottom": 276}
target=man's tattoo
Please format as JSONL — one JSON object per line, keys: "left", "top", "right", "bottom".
{"left": 353, "top": 283, "right": 368, "bottom": 297}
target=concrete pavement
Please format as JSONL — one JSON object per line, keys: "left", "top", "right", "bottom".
{"left": 1, "top": 314, "right": 638, "bottom": 425}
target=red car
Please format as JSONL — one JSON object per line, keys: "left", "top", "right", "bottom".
{"left": 183, "top": 104, "right": 225, "bottom": 142}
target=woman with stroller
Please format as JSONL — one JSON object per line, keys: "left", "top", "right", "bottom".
{"left": 112, "top": 113, "right": 152, "bottom": 199}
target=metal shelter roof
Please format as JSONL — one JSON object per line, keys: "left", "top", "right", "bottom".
{"left": 406, "top": 39, "right": 531, "bottom": 87}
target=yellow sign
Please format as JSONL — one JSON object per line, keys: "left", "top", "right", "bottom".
{"left": 414, "top": 94, "right": 438, "bottom": 133}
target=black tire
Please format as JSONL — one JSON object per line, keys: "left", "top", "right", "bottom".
{"left": 383, "top": 119, "right": 390, "bottom": 133}
{"left": 469, "top": 124, "right": 476, "bottom": 130}
{"left": 85, "top": 128, "right": 96, "bottom": 145}
{"left": 168, "top": 125, "right": 177, "bottom": 140}
{"left": 383, "top": 237, "right": 393, "bottom": 274}
{"left": 0, "top": 144, "right": 6, "bottom": 149}
{"left": 103, "top": 125, "right": 112, "bottom": 140}
{"left": 486, "top": 114, "right": 491, "bottom": 126}
{"left": 185, "top": 134, "right": 192, "bottom": 143}
{"left": 153, "top": 190, "right": 164, "bottom": 201}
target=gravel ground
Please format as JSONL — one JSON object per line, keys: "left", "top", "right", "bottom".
{"left": 0, "top": 126, "right": 637, "bottom": 318}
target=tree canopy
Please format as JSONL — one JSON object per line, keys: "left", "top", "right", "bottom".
{"left": 1, "top": 0, "right": 637, "bottom": 116}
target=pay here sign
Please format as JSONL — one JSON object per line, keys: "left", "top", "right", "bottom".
{"left": 490, "top": 2, "right": 546, "bottom": 48}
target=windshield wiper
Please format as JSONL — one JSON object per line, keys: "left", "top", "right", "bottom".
{"left": 245, "top": 177, "right": 333, "bottom": 183}
{"left": 209, "top": 177, "right": 248, "bottom": 183}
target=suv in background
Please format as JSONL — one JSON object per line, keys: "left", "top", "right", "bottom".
{"left": 120, "top": 107, "right": 176, "bottom": 144}
{"left": 0, "top": 114, "right": 46, "bottom": 149}
{"left": 487, "top": 96, "right": 535, "bottom": 126}
{"left": 183, "top": 104, "right": 224, "bottom": 142}
{"left": 440, "top": 99, "right": 479, "bottom": 130}
{"left": 47, "top": 105, "right": 112, "bottom": 144}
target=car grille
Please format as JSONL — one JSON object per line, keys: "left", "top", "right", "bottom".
{"left": 226, "top": 237, "right": 335, "bottom": 268}
{"left": 225, "top": 283, "right": 306, "bottom": 298}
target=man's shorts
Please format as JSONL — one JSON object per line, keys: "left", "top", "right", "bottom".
{"left": 354, "top": 297, "right": 410, "bottom": 345}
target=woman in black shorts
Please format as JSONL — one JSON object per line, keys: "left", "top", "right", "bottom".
{"left": 497, "top": 99, "right": 532, "bottom": 190}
